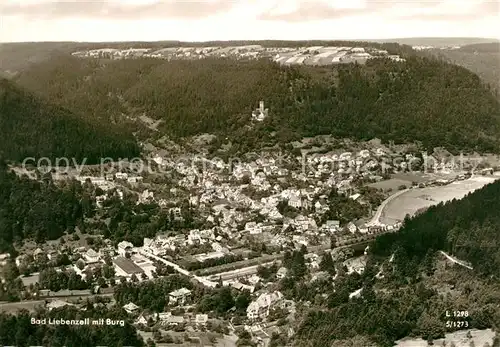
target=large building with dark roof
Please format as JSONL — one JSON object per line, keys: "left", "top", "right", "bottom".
{"left": 113, "top": 256, "right": 144, "bottom": 278}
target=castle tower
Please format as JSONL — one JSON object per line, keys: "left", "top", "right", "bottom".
{"left": 259, "top": 101, "right": 265, "bottom": 112}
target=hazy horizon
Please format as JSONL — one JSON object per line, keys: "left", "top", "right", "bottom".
{"left": 0, "top": 0, "right": 498, "bottom": 43}
{"left": 1, "top": 36, "right": 499, "bottom": 45}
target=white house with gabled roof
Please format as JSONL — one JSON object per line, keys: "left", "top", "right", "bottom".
{"left": 247, "top": 291, "right": 284, "bottom": 320}
{"left": 169, "top": 288, "right": 192, "bottom": 306}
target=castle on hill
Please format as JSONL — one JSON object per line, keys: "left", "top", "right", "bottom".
{"left": 251, "top": 101, "right": 268, "bottom": 122}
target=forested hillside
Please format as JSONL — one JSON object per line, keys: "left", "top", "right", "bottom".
{"left": 456, "top": 42, "right": 500, "bottom": 53}
{"left": 0, "top": 78, "right": 140, "bottom": 163}
{"left": 15, "top": 54, "right": 500, "bottom": 153}
{"left": 294, "top": 180, "right": 500, "bottom": 347}
{"left": 0, "top": 159, "right": 204, "bottom": 252}
{"left": 429, "top": 42, "right": 500, "bottom": 92}
{"left": 368, "top": 37, "right": 499, "bottom": 47}
{"left": 371, "top": 179, "right": 500, "bottom": 278}
{"left": 0, "top": 162, "right": 86, "bottom": 251}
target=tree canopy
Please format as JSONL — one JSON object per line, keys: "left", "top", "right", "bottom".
{"left": 13, "top": 53, "right": 500, "bottom": 155}
{"left": 0, "top": 78, "right": 140, "bottom": 163}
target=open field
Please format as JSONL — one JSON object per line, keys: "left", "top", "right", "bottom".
{"left": 368, "top": 178, "right": 412, "bottom": 191}
{"left": 395, "top": 328, "right": 495, "bottom": 347}
{"left": 369, "top": 172, "right": 461, "bottom": 191}
{"left": 380, "top": 176, "right": 498, "bottom": 224}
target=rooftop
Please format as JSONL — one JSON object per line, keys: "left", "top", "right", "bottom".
{"left": 86, "top": 248, "right": 99, "bottom": 258}
{"left": 123, "top": 302, "right": 139, "bottom": 311}
{"left": 113, "top": 257, "right": 144, "bottom": 275}
{"left": 169, "top": 287, "right": 192, "bottom": 297}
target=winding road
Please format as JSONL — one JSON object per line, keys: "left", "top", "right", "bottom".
{"left": 366, "top": 188, "right": 410, "bottom": 227}
{"left": 439, "top": 251, "right": 473, "bottom": 270}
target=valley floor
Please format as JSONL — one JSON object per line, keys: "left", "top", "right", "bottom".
{"left": 380, "top": 175, "right": 499, "bottom": 224}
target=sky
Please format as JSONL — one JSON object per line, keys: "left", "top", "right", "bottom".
{"left": 0, "top": 0, "right": 499, "bottom": 42}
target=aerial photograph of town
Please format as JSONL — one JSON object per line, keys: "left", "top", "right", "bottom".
{"left": 0, "top": 0, "right": 499, "bottom": 346}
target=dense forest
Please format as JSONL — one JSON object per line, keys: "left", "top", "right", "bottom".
{"left": 14, "top": 52, "right": 500, "bottom": 154}
{"left": 114, "top": 274, "right": 195, "bottom": 312}
{"left": 429, "top": 42, "right": 500, "bottom": 92}
{"left": 455, "top": 42, "right": 500, "bottom": 53}
{"left": 0, "top": 162, "right": 86, "bottom": 251}
{"left": 0, "top": 78, "right": 140, "bottom": 163}
{"left": 370, "top": 179, "right": 500, "bottom": 278}
{"left": 293, "top": 180, "right": 500, "bottom": 346}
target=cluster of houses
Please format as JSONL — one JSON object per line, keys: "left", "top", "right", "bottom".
{"left": 70, "top": 44, "right": 406, "bottom": 66}
{"left": 42, "top": 146, "right": 415, "bottom": 280}
{"left": 123, "top": 287, "right": 289, "bottom": 325}
{"left": 72, "top": 48, "right": 151, "bottom": 59}
{"left": 273, "top": 46, "right": 405, "bottom": 65}
{"left": 412, "top": 45, "right": 461, "bottom": 51}
{"left": 133, "top": 310, "right": 209, "bottom": 329}
{"left": 15, "top": 144, "right": 427, "bottom": 290}
{"left": 142, "top": 229, "right": 227, "bottom": 260}
{"left": 71, "top": 45, "right": 304, "bottom": 61}
{"left": 124, "top": 299, "right": 209, "bottom": 329}
{"left": 246, "top": 291, "right": 286, "bottom": 320}
{"left": 10, "top": 141, "right": 478, "bottom": 342}
{"left": 62, "top": 146, "right": 402, "bottom": 215}
{"left": 14, "top": 240, "right": 158, "bottom": 286}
